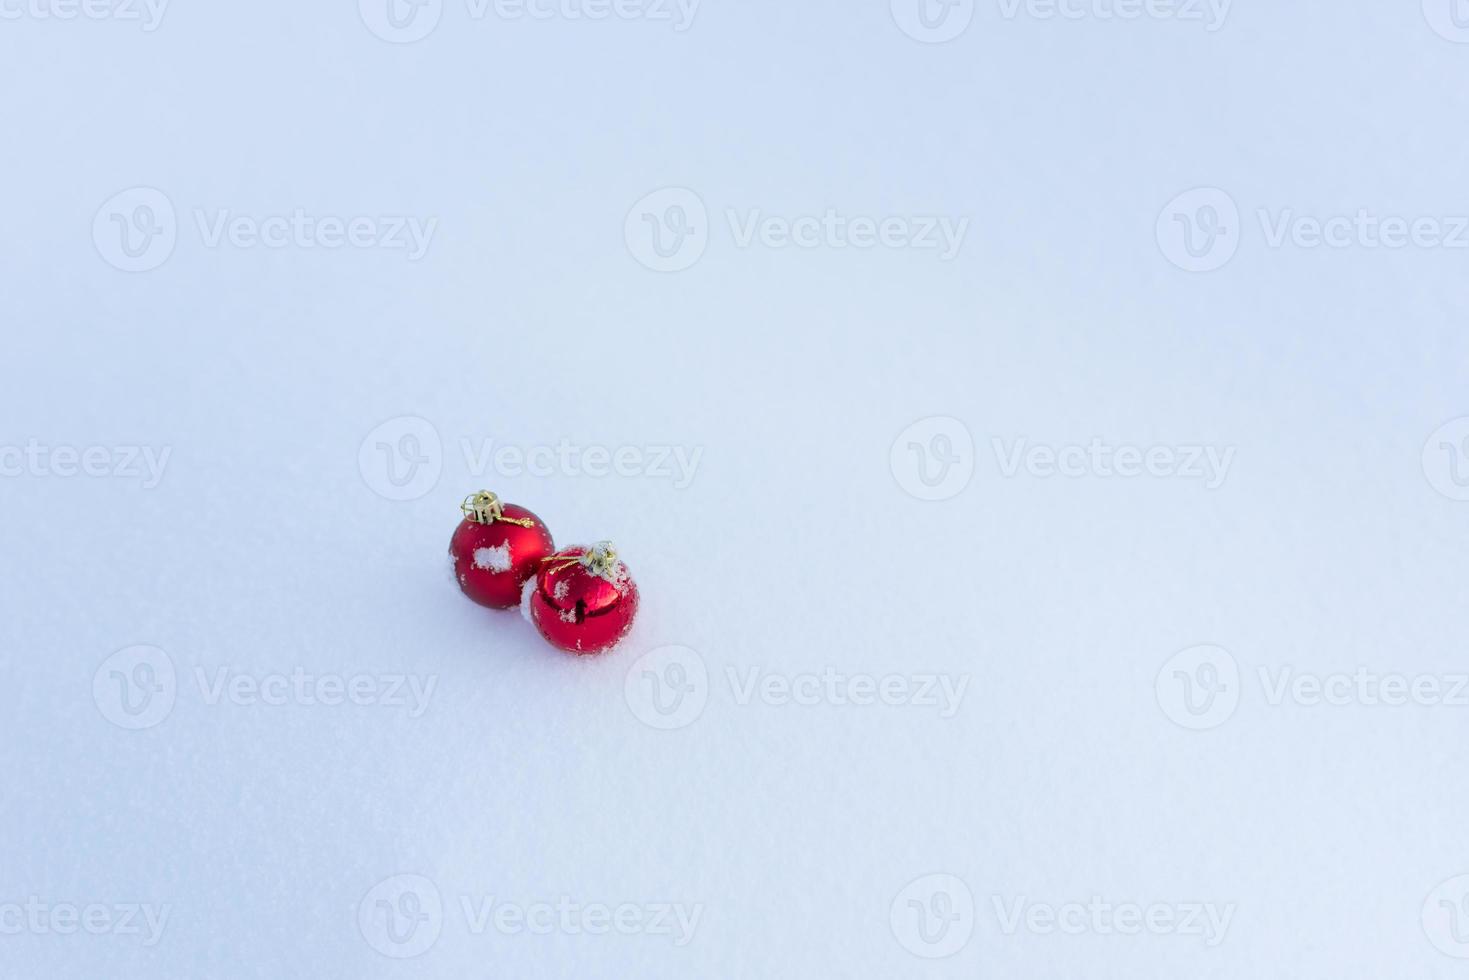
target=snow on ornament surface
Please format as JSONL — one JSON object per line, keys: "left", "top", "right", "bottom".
{"left": 472, "top": 544, "right": 512, "bottom": 573}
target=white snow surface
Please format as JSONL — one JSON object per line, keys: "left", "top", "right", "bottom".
{"left": 3, "top": 11, "right": 1468, "bottom": 980}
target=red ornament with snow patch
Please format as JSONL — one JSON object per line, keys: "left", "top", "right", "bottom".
{"left": 526, "top": 542, "right": 638, "bottom": 654}
{"left": 450, "top": 491, "right": 555, "bottom": 609}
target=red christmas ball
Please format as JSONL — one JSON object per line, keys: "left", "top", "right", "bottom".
{"left": 449, "top": 491, "right": 555, "bottom": 609}
{"left": 527, "top": 542, "right": 638, "bottom": 655}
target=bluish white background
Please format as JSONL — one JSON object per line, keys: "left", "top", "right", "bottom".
{"left": 3, "top": 0, "right": 1469, "bottom": 975}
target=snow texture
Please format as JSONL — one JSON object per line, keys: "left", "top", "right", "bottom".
{"left": 3, "top": 11, "right": 1467, "bottom": 980}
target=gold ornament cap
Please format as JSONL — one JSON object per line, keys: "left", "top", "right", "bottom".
{"left": 460, "top": 490, "right": 537, "bottom": 527}
{"left": 542, "top": 540, "right": 624, "bottom": 581}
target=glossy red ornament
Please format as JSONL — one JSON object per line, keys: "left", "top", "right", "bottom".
{"left": 527, "top": 542, "right": 638, "bottom": 655}
{"left": 449, "top": 491, "right": 555, "bottom": 609}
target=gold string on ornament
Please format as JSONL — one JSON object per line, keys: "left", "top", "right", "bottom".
{"left": 460, "top": 490, "right": 538, "bottom": 528}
